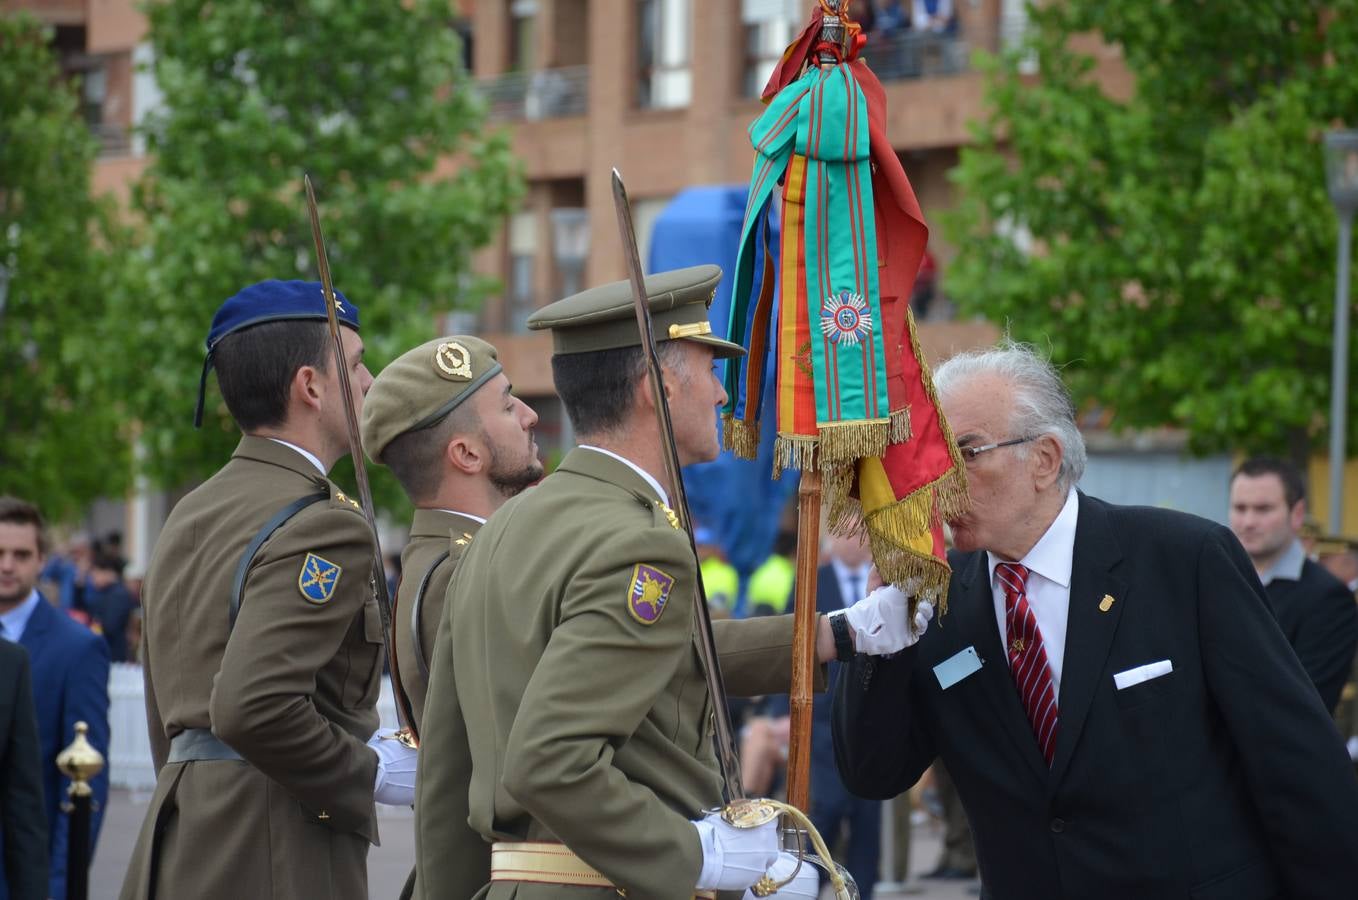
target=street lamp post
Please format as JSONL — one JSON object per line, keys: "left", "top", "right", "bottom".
{"left": 1324, "top": 130, "right": 1358, "bottom": 535}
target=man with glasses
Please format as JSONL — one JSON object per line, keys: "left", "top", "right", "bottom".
{"left": 832, "top": 342, "right": 1358, "bottom": 900}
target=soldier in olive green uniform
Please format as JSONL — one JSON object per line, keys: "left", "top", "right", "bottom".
{"left": 361, "top": 335, "right": 542, "bottom": 898}
{"left": 121, "top": 281, "right": 416, "bottom": 900}
{"left": 415, "top": 266, "right": 859, "bottom": 899}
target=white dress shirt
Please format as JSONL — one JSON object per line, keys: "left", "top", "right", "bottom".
{"left": 578, "top": 445, "right": 670, "bottom": 506}
{"left": 0, "top": 589, "right": 42, "bottom": 642}
{"left": 268, "top": 438, "right": 327, "bottom": 475}
{"left": 437, "top": 509, "right": 487, "bottom": 525}
{"left": 987, "top": 489, "right": 1078, "bottom": 693}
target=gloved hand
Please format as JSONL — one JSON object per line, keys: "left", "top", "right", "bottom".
{"left": 740, "top": 851, "right": 821, "bottom": 899}
{"left": 691, "top": 810, "right": 781, "bottom": 891}
{"left": 368, "top": 728, "right": 418, "bottom": 806}
{"left": 835, "top": 585, "right": 934, "bottom": 656}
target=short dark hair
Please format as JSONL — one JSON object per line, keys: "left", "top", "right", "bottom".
{"left": 212, "top": 320, "right": 336, "bottom": 431}
{"left": 380, "top": 403, "right": 477, "bottom": 504}
{"left": 0, "top": 497, "right": 48, "bottom": 555}
{"left": 1233, "top": 455, "right": 1306, "bottom": 509}
{"left": 93, "top": 552, "right": 125, "bottom": 576}
{"left": 552, "top": 342, "right": 681, "bottom": 437}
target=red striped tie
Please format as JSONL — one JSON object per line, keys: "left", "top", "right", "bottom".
{"left": 996, "top": 563, "right": 1060, "bottom": 765}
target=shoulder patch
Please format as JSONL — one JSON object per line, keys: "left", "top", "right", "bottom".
{"left": 298, "top": 552, "right": 343, "bottom": 604}
{"left": 627, "top": 564, "right": 675, "bottom": 625}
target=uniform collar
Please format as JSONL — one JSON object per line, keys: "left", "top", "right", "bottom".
{"left": 410, "top": 508, "right": 485, "bottom": 538}
{"left": 232, "top": 435, "right": 330, "bottom": 482}
{"left": 575, "top": 445, "right": 670, "bottom": 506}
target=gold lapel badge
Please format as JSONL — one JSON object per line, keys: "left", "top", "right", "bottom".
{"left": 1099, "top": 594, "right": 1115, "bottom": 613}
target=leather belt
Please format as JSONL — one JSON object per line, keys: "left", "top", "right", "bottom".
{"left": 490, "top": 842, "right": 716, "bottom": 897}
{"left": 167, "top": 728, "right": 244, "bottom": 763}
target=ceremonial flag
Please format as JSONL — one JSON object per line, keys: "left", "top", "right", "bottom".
{"left": 723, "top": 2, "right": 968, "bottom": 605}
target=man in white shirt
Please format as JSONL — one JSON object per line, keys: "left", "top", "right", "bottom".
{"left": 833, "top": 342, "right": 1358, "bottom": 900}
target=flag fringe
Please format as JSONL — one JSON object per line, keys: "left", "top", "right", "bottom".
{"left": 816, "top": 419, "right": 891, "bottom": 465}
{"left": 904, "top": 306, "right": 968, "bottom": 485}
{"left": 889, "top": 406, "right": 911, "bottom": 443}
{"left": 723, "top": 414, "right": 761, "bottom": 460}
{"left": 774, "top": 433, "right": 819, "bottom": 477}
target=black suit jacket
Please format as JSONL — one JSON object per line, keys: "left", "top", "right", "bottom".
{"left": 0, "top": 640, "right": 49, "bottom": 900}
{"left": 1265, "top": 558, "right": 1358, "bottom": 713}
{"left": 833, "top": 494, "right": 1358, "bottom": 900}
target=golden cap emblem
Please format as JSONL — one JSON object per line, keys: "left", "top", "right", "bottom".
{"left": 434, "top": 341, "right": 473, "bottom": 381}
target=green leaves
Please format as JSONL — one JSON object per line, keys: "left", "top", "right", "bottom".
{"left": 0, "top": 14, "right": 132, "bottom": 518}
{"left": 945, "top": 0, "right": 1358, "bottom": 458}
{"left": 121, "top": 0, "right": 523, "bottom": 504}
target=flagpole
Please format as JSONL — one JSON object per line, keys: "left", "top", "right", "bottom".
{"left": 785, "top": 470, "right": 822, "bottom": 812}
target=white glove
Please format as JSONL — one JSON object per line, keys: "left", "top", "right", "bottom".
{"left": 368, "top": 728, "right": 418, "bottom": 806}
{"left": 836, "top": 585, "right": 934, "bottom": 656}
{"left": 692, "top": 810, "right": 781, "bottom": 891}
{"left": 741, "top": 851, "right": 821, "bottom": 898}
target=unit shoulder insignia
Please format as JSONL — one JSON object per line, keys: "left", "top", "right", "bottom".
{"left": 627, "top": 564, "right": 675, "bottom": 626}
{"left": 299, "top": 552, "right": 343, "bottom": 604}
{"left": 454, "top": 531, "right": 473, "bottom": 548}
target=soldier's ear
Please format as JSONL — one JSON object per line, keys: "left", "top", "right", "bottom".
{"left": 445, "top": 434, "right": 483, "bottom": 476}
{"left": 292, "top": 364, "right": 324, "bottom": 413}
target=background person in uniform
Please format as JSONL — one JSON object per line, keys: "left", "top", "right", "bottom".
{"left": 120, "top": 281, "right": 417, "bottom": 900}
{"left": 414, "top": 265, "right": 930, "bottom": 899}
{"left": 833, "top": 343, "right": 1358, "bottom": 900}
{"left": 0, "top": 497, "right": 110, "bottom": 900}
{"left": 1228, "top": 455, "right": 1358, "bottom": 712}
{"left": 0, "top": 630, "right": 49, "bottom": 900}
{"left": 361, "top": 334, "right": 542, "bottom": 898}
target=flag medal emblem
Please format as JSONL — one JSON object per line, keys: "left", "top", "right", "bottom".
{"left": 819, "top": 290, "right": 873, "bottom": 346}
{"left": 298, "top": 552, "right": 343, "bottom": 604}
{"left": 627, "top": 564, "right": 675, "bottom": 626}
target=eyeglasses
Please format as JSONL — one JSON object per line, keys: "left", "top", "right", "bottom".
{"left": 959, "top": 436, "right": 1035, "bottom": 463}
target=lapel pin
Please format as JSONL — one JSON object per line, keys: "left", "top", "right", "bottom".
{"left": 1099, "top": 594, "right": 1115, "bottom": 613}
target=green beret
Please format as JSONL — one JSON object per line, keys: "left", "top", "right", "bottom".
{"left": 360, "top": 335, "right": 502, "bottom": 463}
{"left": 527, "top": 264, "right": 746, "bottom": 358}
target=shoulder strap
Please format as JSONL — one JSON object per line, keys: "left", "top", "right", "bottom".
{"left": 411, "top": 550, "right": 451, "bottom": 680}
{"left": 230, "top": 490, "right": 330, "bottom": 630}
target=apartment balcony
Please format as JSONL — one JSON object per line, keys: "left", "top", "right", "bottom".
{"left": 477, "top": 65, "right": 589, "bottom": 122}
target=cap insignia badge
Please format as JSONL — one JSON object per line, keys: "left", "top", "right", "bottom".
{"left": 434, "top": 341, "right": 473, "bottom": 381}
{"left": 627, "top": 564, "right": 675, "bottom": 626}
{"left": 299, "top": 552, "right": 343, "bottom": 604}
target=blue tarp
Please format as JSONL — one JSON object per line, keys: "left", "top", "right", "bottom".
{"left": 648, "top": 185, "right": 796, "bottom": 610}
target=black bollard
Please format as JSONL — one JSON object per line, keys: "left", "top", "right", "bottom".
{"left": 57, "top": 721, "right": 104, "bottom": 900}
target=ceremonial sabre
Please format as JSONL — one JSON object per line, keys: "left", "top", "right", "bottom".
{"left": 303, "top": 174, "right": 420, "bottom": 748}
{"left": 611, "top": 169, "right": 853, "bottom": 898}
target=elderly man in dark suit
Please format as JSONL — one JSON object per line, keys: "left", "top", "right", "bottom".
{"left": 833, "top": 343, "right": 1358, "bottom": 900}
{"left": 0, "top": 639, "right": 47, "bottom": 900}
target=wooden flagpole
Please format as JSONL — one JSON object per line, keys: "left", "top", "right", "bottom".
{"left": 785, "top": 470, "right": 823, "bottom": 811}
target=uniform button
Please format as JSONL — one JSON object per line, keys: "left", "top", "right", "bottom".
{"left": 1050, "top": 817, "right": 1065, "bottom": 833}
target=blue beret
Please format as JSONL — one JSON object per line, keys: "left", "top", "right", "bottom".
{"left": 195, "top": 280, "right": 361, "bottom": 427}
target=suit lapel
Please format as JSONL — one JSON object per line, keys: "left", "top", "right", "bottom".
{"left": 17, "top": 595, "right": 52, "bottom": 654}
{"left": 1047, "top": 494, "right": 1127, "bottom": 789}
{"left": 952, "top": 553, "right": 1050, "bottom": 782}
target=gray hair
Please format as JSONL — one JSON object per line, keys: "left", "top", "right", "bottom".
{"left": 934, "top": 342, "right": 1087, "bottom": 490}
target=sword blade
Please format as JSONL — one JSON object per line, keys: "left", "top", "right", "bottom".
{"left": 303, "top": 174, "right": 420, "bottom": 746}
{"left": 610, "top": 168, "right": 744, "bottom": 802}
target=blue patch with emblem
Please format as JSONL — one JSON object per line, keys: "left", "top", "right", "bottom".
{"left": 298, "top": 552, "right": 342, "bottom": 604}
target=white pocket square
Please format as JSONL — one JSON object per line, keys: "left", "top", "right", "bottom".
{"left": 1113, "top": 659, "right": 1173, "bottom": 690}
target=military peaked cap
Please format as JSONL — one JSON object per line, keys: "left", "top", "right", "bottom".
{"left": 527, "top": 264, "right": 745, "bottom": 358}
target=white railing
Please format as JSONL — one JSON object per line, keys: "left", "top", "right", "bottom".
{"left": 476, "top": 65, "right": 590, "bottom": 121}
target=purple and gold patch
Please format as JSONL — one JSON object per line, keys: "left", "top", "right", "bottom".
{"left": 627, "top": 564, "right": 675, "bottom": 626}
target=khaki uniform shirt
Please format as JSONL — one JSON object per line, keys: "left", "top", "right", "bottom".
{"left": 396, "top": 508, "right": 481, "bottom": 730}
{"left": 120, "top": 437, "right": 383, "bottom": 900}
{"left": 414, "top": 448, "right": 815, "bottom": 900}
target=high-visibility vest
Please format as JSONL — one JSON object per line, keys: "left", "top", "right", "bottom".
{"left": 700, "top": 557, "right": 739, "bottom": 612}
{"left": 747, "top": 554, "right": 795, "bottom": 615}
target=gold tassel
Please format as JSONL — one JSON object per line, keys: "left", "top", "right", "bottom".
{"left": 722, "top": 415, "right": 761, "bottom": 460}
{"left": 773, "top": 434, "right": 818, "bottom": 476}
{"left": 816, "top": 419, "right": 891, "bottom": 465}
{"left": 904, "top": 306, "right": 969, "bottom": 499}
{"left": 889, "top": 406, "right": 912, "bottom": 443}
{"left": 865, "top": 531, "right": 952, "bottom": 616}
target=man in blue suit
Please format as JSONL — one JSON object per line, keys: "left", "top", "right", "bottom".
{"left": 0, "top": 498, "right": 110, "bottom": 900}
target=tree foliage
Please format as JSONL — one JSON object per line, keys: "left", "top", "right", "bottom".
{"left": 0, "top": 14, "right": 131, "bottom": 519}
{"left": 123, "top": 0, "right": 522, "bottom": 504}
{"left": 946, "top": 1, "right": 1358, "bottom": 458}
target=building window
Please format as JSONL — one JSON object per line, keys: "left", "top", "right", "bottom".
{"left": 637, "top": 0, "right": 691, "bottom": 110}
{"left": 510, "top": 0, "right": 538, "bottom": 73}
{"left": 550, "top": 208, "right": 589, "bottom": 301}
{"left": 507, "top": 212, "right": 537, "bottom": 333}
{"left": 741, "top": 0, "right": 799, "bottom": 98}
